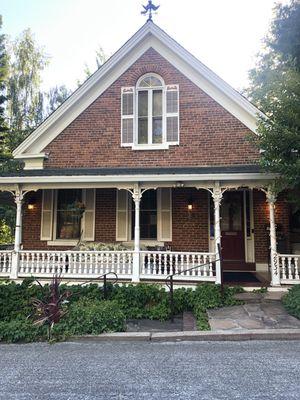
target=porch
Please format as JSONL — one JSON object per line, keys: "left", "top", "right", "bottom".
{"left": 0, "top": 166, "right": 299, "bottom": 286}
{"left": 0, "top": 248, "right": 299, "bottom": 285}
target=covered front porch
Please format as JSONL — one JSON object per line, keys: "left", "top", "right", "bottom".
{"left": 0, "top": 166, "right": 298, "bottom": 286}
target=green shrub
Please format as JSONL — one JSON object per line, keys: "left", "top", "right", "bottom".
{"left": 0, "top": 318, "right": 47, "bottom": 343}
{"left": 110, "top": 283, "right": 167, "bottom": 319}
{"left": 0, "top": 280, "right": 245, "bottom": 341}
{"left": 0, "top": 220, "right": 13, "bottom": 245}
{"left": 282, "top": 285, "right": 300, "bottom": 319}
{"left": 0, "top": 278, "right": 48, "bottom": 322}
{"left": 193, "top": 305, "right": 210, "bottom": 331}
{"left": 56, "top": 299, "right": 126, "bottom": 336}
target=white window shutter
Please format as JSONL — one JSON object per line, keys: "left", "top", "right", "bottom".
{"left": 40, "top": 190, "right": 54, "bottom": 240}
{"left": 116, "top": 189, "right": 129, "bottom": 241}
{"left": 166, "top": 85, "right": 179, "bottom": 144}
{"left": 121, "top": 87, "right": 135, "bottom": 145}
{"left": 82, "top": 189, "right": 95, "bottom": 241}
{"left": 158, "top": 188, "right": 172, "bottom": 241}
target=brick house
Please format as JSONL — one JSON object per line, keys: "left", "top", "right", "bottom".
{"left": 0, "top": 21, "right": 299, "bottom": 286}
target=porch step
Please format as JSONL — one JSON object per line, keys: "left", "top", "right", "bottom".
{"left": 234, "top": 291, "right": 286, "bottom": 303}
{"left": 234, "top": 293, "right": 264, "bottom": 303}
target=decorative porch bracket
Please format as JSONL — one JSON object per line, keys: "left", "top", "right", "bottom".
{"left": 262, "top": 187, "right": 281, "bottom": 286}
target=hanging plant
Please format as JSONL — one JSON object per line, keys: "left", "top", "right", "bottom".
{"left": 65, "top": 201, "right": 86, "bottom": 217}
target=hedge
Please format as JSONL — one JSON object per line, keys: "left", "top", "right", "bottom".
{"left": 282, "top": 285, "right": 300, "bottom": 319}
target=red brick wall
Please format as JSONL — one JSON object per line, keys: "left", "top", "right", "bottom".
{"left": 94, "top": 189, "right": 116, "bottom": 243}
{"left": 22, "top": 188, "right": 209, "bottom": 252}
{"left": 253, "top": 190, "right": 290, "bottom": 263}
{"left": 167, "top": 188, "right": 209, "bottom": 252}
{"left": 43, "top": 48, "right": 259, "bottom": 169}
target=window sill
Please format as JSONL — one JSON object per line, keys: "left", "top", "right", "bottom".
{"left": 132, "top": 144, "right": 170, "bottom": 151}
{"left": 122, "top": 240, "right": 165, "bottom": 246}
{"left": 47, "top": 240, "right": 79, "bottom": 246}
{"left": 121, "top": 143, "right": 179, "bottom": 150}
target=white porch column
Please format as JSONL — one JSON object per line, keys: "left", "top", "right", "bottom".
{"left": 212, "top": 183, "right": 223, "bottom": 285}
{"left": 132, "top": 183, "right": 142, "bottom": 282}
{"left": 266, "top": 189, "right": 280, "bottom": 286}
{"left": 10, "top": 190, "right": 24, "bottom": 279}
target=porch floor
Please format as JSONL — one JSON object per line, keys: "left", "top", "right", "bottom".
{"left": 223, "top": 271, "right": 270, "bottom": 287}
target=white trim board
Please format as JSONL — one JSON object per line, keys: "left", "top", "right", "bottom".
{"left": 13, "top": 21, "right": 264, "bottom": 159}
{"left": 0, "top": 172, "right": 276, "bottom": 186}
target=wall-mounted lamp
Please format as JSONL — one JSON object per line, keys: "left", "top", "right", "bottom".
{"left": 187, "top": 198, "right": 194, "bottom": 211}
{"left": 27, "top": 197, "right": 36, "bottom": 210}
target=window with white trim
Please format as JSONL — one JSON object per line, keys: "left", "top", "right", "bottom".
{"left": 121, "top": 74, "right": 179, "bottom": 149}
{"left": 116, "top": 188, "right": 172, "bottom": 242}
{"left": 56, "top": 189, "right": 82, "bottom": 240}
{"left": 40, "top": 189, "right": 96, "bottom": 244}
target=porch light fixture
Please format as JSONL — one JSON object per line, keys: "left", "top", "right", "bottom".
{"left": 187, "top": 198, "right": 194, "bottom": 211}
{"left": 27, "top": 197, "right": 36, "bottom": 210}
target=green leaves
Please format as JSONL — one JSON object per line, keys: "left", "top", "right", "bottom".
{"left": 282, "top": 284, "right": 300, "bottom": 319}
{"left": 247, "top": 1, "right": 300, "bottom": 192}
{"left": 0, "top": 281, "right": 245, "bottom": 342}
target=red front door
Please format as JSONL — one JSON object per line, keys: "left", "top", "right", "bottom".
{"left": 221, "top": 192, "right": 246, "bottom": 270}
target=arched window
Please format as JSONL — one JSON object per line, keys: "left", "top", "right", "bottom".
{"left": 121, "top": 74, "right": 179, "bottom": 149}
{"left": 136, "top": 74, "right": 164, "bottom": 145}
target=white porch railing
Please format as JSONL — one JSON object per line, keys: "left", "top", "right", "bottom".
{"left": 18, "top": 251, "right": 133, "bottom": 279}
{"left": 0, "top": 249, "right": 218, "bottom": 283}
{"left": 140, "top": 251, "right": 216, "bottom": 281}
{"left": 277, "top": 254, "right": 300, "bottom": 284}
{"left": 0, "top": 251, "right": 12, "bottom": 277}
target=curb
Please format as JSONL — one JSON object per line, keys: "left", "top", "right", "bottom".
{"left": 72, "top": 329, "right": 300, "bottom": 343}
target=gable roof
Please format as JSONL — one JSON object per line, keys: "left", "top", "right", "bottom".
{"left": 13, "top": 21, "right": 264, "bottom": 159}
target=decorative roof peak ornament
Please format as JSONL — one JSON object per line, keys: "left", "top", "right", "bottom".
{"left": 141, "top": 0, "right": 160, "bottom": 22}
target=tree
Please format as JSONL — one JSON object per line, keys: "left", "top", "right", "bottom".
{"left": 0, "top": 29, "right": 48, "bottom": 172}
{"left": 247, "top": 0, "right": 300, "bottom": 192}
{"left": 46, "top": 85, "right": 71, "bottom": 115}
{"left": 77, "top": 46, "right": 108, "bottom": 86}
{"left": 0, "top": 15, "right": 10, "bottom": 170}
{"left": 6, "top": 29, "right": 48, "bottom": 133}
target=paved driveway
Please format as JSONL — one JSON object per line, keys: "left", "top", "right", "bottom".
{"left": 0, "top": 340, "right": 299, "bottom": 399}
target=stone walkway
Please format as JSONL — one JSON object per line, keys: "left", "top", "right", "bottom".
{"left": 208, "top": 301, "right": 300, "bottom": 331}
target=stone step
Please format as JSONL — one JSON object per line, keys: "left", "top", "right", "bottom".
{"left": 234, "top": 291, "right": 286, "bottom": 303}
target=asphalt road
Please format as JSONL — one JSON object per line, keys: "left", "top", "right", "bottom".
{"left": 0, "top": 340, "right": 299, "bottom": 399}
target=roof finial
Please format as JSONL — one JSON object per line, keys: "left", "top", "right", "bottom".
{"left": 141, "top": 0, "right": 160, "bottom": 22}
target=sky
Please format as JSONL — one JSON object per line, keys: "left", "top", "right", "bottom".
{"left": 1, "top": 0, "right": 289, "bottom": 92}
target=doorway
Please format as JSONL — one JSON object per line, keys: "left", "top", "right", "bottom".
{"left": 221, "top": 191, "right": 254, "bottom": 271}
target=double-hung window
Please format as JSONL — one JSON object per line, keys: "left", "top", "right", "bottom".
{"left": 121, "top": 74, "right": 179, "bottom": 149}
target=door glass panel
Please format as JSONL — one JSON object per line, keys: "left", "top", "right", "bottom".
{"left": 221, "top": 192, "right": 242, "bottom": 232}
{"left": 138, "top": 91, "right": 148, "bottom": 144}
{"left": 245, "top": 191, "right": 251, "bottom": 237}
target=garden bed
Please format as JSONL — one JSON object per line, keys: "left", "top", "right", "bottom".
{"left": 0, "top": 278, "right": 244, "bottom": 343}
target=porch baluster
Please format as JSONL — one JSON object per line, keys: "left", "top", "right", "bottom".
{"left": 281, "top": 257, "right": 286, "bottom": 280}
{"left": 295, "top": 258, "right": 299, "bottom": 280}
{"left": 287, "top": 257, "right": 292, "bottom": 280}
